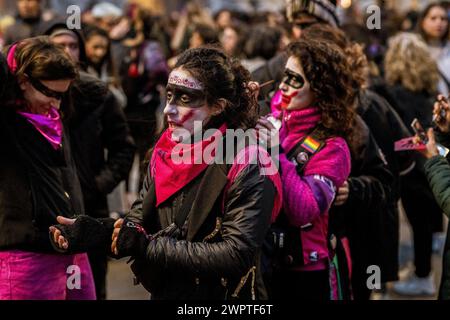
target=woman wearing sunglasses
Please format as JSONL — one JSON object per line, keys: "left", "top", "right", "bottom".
{"left": 257, "top": 39, "right": 355, "bottom": 300}
{"left": 0, "top": 37, "right": 96, "bottom": 300}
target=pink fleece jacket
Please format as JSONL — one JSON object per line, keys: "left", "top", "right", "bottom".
{"left": 276, "top": 106, "right": 351, "bottom": 270}
{"left": 279, "top": 106, "right": 351, "bottom": 227}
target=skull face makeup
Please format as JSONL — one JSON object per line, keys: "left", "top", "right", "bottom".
{"left": 279, "top": 56, "right": 315, "bottom": 110}
{"left": 164, "top": 68, "right": 212, "bottom": 143}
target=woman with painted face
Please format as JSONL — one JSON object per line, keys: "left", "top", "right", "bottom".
{"left": 257, "top": 39, "right": 355, "bottom": 300}
{"left": 0, "top": 37, "right": 96, "bottom": 300}
{"left": 50, "top": 46, "right": 282, "bottom": 300}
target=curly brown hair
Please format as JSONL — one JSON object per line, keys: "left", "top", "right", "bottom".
{"left": 302, "top": 23, "right": 369, "bottom": 91}
{"left": 287, "top": 39, "right": 356, "bottom": 141}
{"left": 174, "top": 45, "right": 258, "bottom": 130}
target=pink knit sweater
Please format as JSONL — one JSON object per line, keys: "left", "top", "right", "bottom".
{"left": 278, "top": 106, "right": 351, "bottom": 227}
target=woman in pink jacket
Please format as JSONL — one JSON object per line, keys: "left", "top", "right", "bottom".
{"left": 257, "top": 39, "right": 356, "bottom": 300}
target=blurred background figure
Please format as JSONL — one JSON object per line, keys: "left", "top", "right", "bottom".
{"left": 84, "top": 24, "right": 127, "bottom": 108}
{"left": 3, "top": 0, "right": 47, "bottom": 45}
{"left": 384, "top": 32, "right": 443, "bottom": 297}
{"left": 241, "top": 24, "right": 283, "bottom": 72}
{"left": 417, "top": 2, "right": 450, "bottom": 96}
{"left": 219, "top": 22, "right": 247, "bottom": 58}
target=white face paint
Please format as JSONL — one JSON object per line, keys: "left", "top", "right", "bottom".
{"left": 164, "top": 68, "right": 213, "bottom": 143}
{"left": 279, "top": 56, "right": 315, "bottom": 110}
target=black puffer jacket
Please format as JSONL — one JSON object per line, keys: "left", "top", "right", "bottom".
{"left": 66, "top": 72, "right": 136, "bottom": 218}
{"left": 125, "top": 159, "right": 276, "bottom": 300}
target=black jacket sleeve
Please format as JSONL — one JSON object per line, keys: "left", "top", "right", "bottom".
{"left": 95, "top": 91, "right": 136, "bottom": 194}
{"left": 345, "top": 117, "right": 394, "bottom": 211}
{"left": 133, "top": 163, "right": 275, "bottom": 279}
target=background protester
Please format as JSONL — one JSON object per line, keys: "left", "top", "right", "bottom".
{"left": 417, "top": 2, "right": 450, "bottom": 96}
{"left": 45, "top": 22, "right": 136, "bottom": 300}
{"left": 385, "top": 32, "right": 443, "bottom": 297}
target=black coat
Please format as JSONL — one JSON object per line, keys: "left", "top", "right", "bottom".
{"left": 125, "top": 159, "right": 276, "bottom": 300}
{"left": 350, "top": 90, "right": 413, "bottom": 287}
{"left": 66, "top": 72, "right": 136, "bottom": 217}
{"left": 357, "top": 89, "right": 413, "bottom": 199}
{"left": 330, "top": 116, "right": 396, "bottom": 288}
{"left": 0, "top": 107, "right": 84, "bottom": 252}
{"left": 386, "top": 85, "right": 443, "bottom": 232}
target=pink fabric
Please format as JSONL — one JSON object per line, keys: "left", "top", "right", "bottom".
{"left": 224, "top": 144, "right": 282, "bottom": 223}
{"left": 279, "top": 139, "right": 351, "bottom": 227}
{"left": 0, "top": 250, "right": 96, "bottom": 300}
{"left": 17, "top": 107, "right": 63, "bottom": 150}
{"left": 270, "top": 90, "right": 283, "bottom": 118}
{"left": 341, "top": 237, "right": 353, "bottom": 281}
{"left": 271, "top": 103, "right": 351, "bottom": 271}
{"left": 279, "top": 106, "right": 322, "bottom": 154}
{"left": 151, "top": 124, "right": 227, "bottom": 206}
{"left": 6, "top": 43, "right": 18, "bottom": 73}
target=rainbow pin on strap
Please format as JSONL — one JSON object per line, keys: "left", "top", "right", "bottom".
{"left": 301, "top": 136, "right": 321, "bottom": 153}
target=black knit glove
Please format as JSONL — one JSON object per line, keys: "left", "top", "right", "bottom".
{"left": 116, "top": 219, "right": 149, "bottom": 258}
{"left": 50, "top": 215, "right": 115, "bottom": 254}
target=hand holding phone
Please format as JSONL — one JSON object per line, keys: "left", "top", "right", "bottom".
{"left": 411, "top": 118, "right": 428, "bottom": 143}
{"left": 409, "top": 119, "right": 450, "bottom": 157}
{"left": 433, "top": 95, "right": 450, "bottom": 133}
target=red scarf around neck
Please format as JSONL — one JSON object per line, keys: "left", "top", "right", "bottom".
{"left": 151, "top": 124, "right": 227, "bottom": 206}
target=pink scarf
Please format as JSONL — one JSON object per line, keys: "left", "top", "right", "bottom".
{"left": 151, "top": 124, "right": 227, "bottom": 206}
{"left": 280, "top": 106, "right": 322, "bottom": 154}
{"left": 17, "top": 107, "right": 63, "bottom": 150}
{"left": 7, "top": 43, "right": 63, "bottom": 150}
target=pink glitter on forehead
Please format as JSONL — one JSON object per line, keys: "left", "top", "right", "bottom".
{"left": 168, "top": 72, "right": 203, "bottom": 90}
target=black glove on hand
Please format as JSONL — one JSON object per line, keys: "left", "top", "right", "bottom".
{"left": 50, "top": 215, "right": 115, "bottom": 254}
{"left": 116, "top": 219, "right": 149, "bottom": 258}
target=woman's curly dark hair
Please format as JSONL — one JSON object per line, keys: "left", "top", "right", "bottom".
{"left": 174, "top": 45, "right": 258, "bottom": 130}
{"left": 287, "top": 39, "right": 356, "bottom": 141}
{"left": 302, "top": 23, "right": 369, "bottom": 91}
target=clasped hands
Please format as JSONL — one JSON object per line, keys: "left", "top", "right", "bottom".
{"left": 49, "top": 216, "right": 149, "bottom": 258}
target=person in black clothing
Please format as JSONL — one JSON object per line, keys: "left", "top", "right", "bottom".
{"left": 0, "top": 37, "right": 96, "bottom": 299}
{"left": 385, "top": 32, "right": 443, "bottom": 296}
{"left": 3, "top": 0, "right": 48, "bottom": 45}
{"left": 44, "top": 23, "right": 136, "bottom": 300}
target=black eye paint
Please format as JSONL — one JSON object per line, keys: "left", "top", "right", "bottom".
{"left": 282, "top": 69, "right": 305, "bottom": 89}
{"left": 166, "top": 84, "right": 206, "bottom": 108}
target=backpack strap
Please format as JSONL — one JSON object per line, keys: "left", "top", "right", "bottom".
{"left": 286, "top": 128, "right": 327, "bottom": 175}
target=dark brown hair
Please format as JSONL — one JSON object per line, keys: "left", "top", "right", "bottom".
{"left": 14, "top": 36, "right": 78, "bottom": 81}
{"left": 302, "top": 23, "right": 369, "bottom": 90}
{"left": 174, "top": 45, "right": 258, "bottom": 130}
{"left": 417, "top": 2, "right": 449, "bottom": 44}
{"left": 287, "top": 39, "right": 356, "bottom": 141}
{"left": 5, "top": 36, "right": 78, "bottom": 114}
